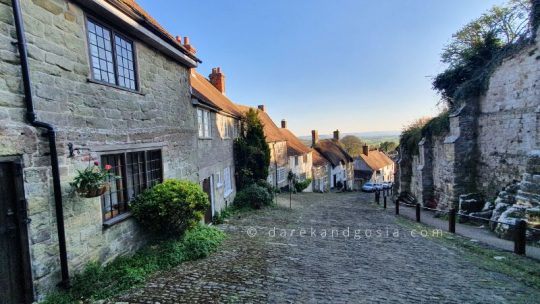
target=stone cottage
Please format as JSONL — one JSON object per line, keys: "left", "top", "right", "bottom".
{"left": 191, "top": 67, "right": 242, "bottom": 223}
{"left": 0, "top": 0, "right": 210, "bottom": 301}
{"left": 311, "top": 131, "right": 331, "bottom": 192}
{"left": 312, "top": 130, "right": 354, "bottom": 190}
{"left": 354, "top": 144, "right": 395, "bottom": 188}
{"left": 237, "top": 105, "right": 289, "bottom": 189}
{"left": 279, "top": 119, "right": 313, "bottom": 191}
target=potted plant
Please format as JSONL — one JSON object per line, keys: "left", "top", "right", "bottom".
{"left": 71, "top": 161, "right": 118, "bottom": 198}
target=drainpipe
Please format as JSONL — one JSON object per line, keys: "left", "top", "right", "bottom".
{"left": 11, "top": 0, "right": 70, "bottom": 288}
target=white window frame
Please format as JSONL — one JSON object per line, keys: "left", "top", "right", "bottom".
{"left": 224, "top": 167, "right": 233, "bottom": 196}
{"left": 215, "top": 172, "right": 222, "bottom": 188}
{"left": 197, "top": 108, "right": 212, "bottom": 139}
{"left": 277, "top": 167, "right": 287, "bottom": 183}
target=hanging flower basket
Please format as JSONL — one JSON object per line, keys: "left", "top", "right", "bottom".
{"left": 71, "top": 162, "right": 119, "bottom": 199}
{"left": 76, "top": 183, "right": 110, "bottom": 198}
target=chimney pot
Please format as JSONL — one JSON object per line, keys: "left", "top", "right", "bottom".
{"left": 258, "top": 105, "right": 265, "bottom": 112}
{"left": 281, "top": 119, "right": 287, "bottom": 128}
{"left": 183, "top": 36, "right": 196, "bottom": 55}
{"left": 312, "top": 130, "right": 319, "bottom": 147}
{"left": 183, "top": 36, "right": 190, "bottom": 45}
{"left": 333, "top": 130, "right": 340, "bottom": 141}
{"left": 175, "top": 35, "right": 182, "bottom": 43}
{"left": 209, "top": 67, "right": 225, "bottom": 94}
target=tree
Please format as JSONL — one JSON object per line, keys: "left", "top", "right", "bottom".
{"left": 379, "top": 141, "right": 397, "bottom": 152}
{"left": 340, "top": 135, "right": 364, "bottom": 157}
{"left": 234, "top": 108, "right": 271, "bottom": 190}
{"left": 442, "top": 0, "right": 531, "bottom": 67}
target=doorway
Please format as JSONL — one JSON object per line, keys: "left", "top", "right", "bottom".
{"left": 202, "top": 176, "right": 213, "bottom": 224}
{"left": 0, "top": 157, "right": 33, "bottom": 304}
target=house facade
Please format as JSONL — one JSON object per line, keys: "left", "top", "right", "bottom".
{"left": 0, "top": 0, "right": 207, "bottom": 301}
{"left": 191, "top": 68, "right": 241, "bottom": 223}
{"left": 312, "top": 130, "right": 354, "bottom": 190}
{"left": 279, "top": 119, "right": 313, "bottom": 191}
{"left": 354, "top": 145, "right": 395, "bottom": 188}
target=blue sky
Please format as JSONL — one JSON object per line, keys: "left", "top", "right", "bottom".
{"left": 138, "top": 0, "right": 504, "bottom": 136}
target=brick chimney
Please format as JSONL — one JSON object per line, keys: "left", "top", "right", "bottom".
{"left": 281, "top": 119, "right": 287, "bottom": 129}
{"left": 257, "top": 105, "right": 265, "bottom": 112}
{"left": 362, "top": 144, "right": 369, "bottom": 156}
{"left": 333, "top": 130, "right": 340, "bottom": 141}
{"left": 209, "top": 67, "right": 225, "bottom": 94}
{"left": 312, "top": 130, "right": 319, "bottom": 147}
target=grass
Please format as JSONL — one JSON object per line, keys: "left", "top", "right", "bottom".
{"left": 396, "top": 217, "right": 540, "bottom": 290}
{"left": 42, "top": 225, "right": 225, "bottom": 304}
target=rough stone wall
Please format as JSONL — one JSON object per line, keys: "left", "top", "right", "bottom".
{"left": 431, "top": 135, "right": 454, "bottom": 209}
{"left": 1, "top": 0, "right": 198, "bottom": 298}
{"left": 268, "top": 141, "right": 288, "bottom": 188}
{"left": 476, "top": 33, "right": 540, "bottom": 197}
{"left": 197, "top": 112, "right": 238, "bottom": 213}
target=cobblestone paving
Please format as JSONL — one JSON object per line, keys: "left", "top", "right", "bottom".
{"left": 111, "top": 192, "right": 540, "bottom": 303}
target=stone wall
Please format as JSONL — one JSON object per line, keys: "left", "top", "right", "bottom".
{"left": 1, "top": 0, "right": 198, "bottom": 298}
{"left": 197, "top": 112, "right": 238, "bottom": 213}
{"left": 400, "top": 28, "right": 540, "bottom": 210}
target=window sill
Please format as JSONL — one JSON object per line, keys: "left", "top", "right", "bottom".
{"left": 198, "top": 137, "right": 212, "bottom": 140}
{"left": 103, "top": 212, "right": 132, "bottom": 228}
{"left": 224, "top": 189, "right": 233, "bottom": 197}
{"left": 87, "top": 78, "right": 144, "bottom": 95}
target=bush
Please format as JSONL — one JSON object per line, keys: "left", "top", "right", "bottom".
{"left": 130, "top": 179, "right": 209, "bottom": 236}
{"left": 42, "top": 225, "right": 225, "bottom": 303}
{"left": 294, "top": 178, "right": 312, "bottom": 192}
{"left": 182, "top": 225, "right": 226, "bottom": 260}
{"left": 233, "top": 183, "right": 273, "bottom": 209}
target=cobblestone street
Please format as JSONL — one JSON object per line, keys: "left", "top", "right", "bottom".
{"left": 112, "top": 192, "right": 540, "bottom": 303}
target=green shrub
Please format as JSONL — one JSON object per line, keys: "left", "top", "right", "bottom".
{"left": 130, "top": 179, "right": 209, "bottom": 236}
{"left": 256, "top": 179, "right": 276, "bottom": 197}
{"left": 294, "top": 178, "right": 312, "bottom": 193}
{"left": 182, "top": 225, "right": 226, "bottom": 260}
{"left": 233, "top": 183, "right": 273, "bottom": 209}
{"left": 42, "top": 225, "right": 225, "bottom": 303}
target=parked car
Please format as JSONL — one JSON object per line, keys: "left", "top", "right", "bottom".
{"left": 374, "top": 183, "right": 384, "bottom": 191}
{"left": 382, "top": 182, "right": 393, "bottom": 189}
{"left": 361, "top": 182, "right": 376, "bottom": 192}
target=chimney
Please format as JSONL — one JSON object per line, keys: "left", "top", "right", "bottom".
{"left": 312, "top": 130, "right": 319, "bottom": 147}
{"left": 257, "top": 105, "right": 265, "bottom": 112}
{"left": 209, "top": 67, "right": 225, "bottom": 94}
{"left": 362, "top": 144, "right": 369, "bottom": 156}
{"left": 281, "top": 119, "right": 287, "bottom": 129}
{"left": 333, "top": 130, "right": 340, "bottom": 141}
{"left": 184, "top": 36, "right": 196, "bottom": 54}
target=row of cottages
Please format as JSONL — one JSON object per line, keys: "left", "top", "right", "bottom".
{"left": 311, "top": 130, "right": 355, "bottom": 190}
{"left": 0, "top": 0, "right": 243, "bottom": 301}
{"left": 353, "top": 145, "right": 395, "bottom": 188}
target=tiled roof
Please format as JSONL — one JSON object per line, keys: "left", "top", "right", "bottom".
{"left": 358, "top": 150, "right": 394, "bottom": 171}
{"left": 108, "top": 0, "right": 200, "bottom": 62}
{"left": 279, "top": 128, "right": 311, "bottom": 156}
{"left": 314, "top": 139, "right": 353, "bottom": 168}
{"left": 236, "top": 105, "right": 286, "bottom": 143}
{"left": 312, "top": 149, "right": 329, "bottom": 167}
{"left": 190, "top": 71, "right": 243, "bottom": 118}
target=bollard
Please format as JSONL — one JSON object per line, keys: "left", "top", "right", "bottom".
{"left": 514, "top": 220, "right": 527, "bottom": 255}
{"left": 395, "top": 199, "right": 400, "bottom": 215}
{"left": 383, "top": 196, "right": 387, "bottom": 209}
{"left": 375, "top": 191, "right": 380, "bottom": 204}
{"left": 416, "top": 203, "right": 421, "bottom": 222}
{"left": 449, "top": 208, "right": 456, "bottom": 233}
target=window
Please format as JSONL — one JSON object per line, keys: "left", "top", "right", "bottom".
{"left": 87, "top": 19, "right": 137, "bottom": 90}
{"left": 295, "top": 156, "right": 299, "bottom": 166}
{"left": 224, "top": 167, "right": 232, "bottom": 196}
{"left": 222, "top": 116, "right": 234, "bottom": 139}
{"left": 197, "top": 108, "right": 211, "bottom": 138}
{"left": 101, "top": 149, "right": 162, "bottom": 223}
{"left": 277, "top": 167, "right": 287, "bottom": 182}
{"left": 215, "top": 172, "right": 222, "bottom": 188}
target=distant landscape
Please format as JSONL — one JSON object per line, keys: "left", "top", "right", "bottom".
{"left": 299, "top": 131, "right": 400, "bottom": 148}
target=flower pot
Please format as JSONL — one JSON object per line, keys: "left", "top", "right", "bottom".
{"left": 77, "top": 184, "right": 109, "bottom": 198}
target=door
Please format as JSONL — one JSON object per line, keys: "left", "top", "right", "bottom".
{"left": 0, "top": 158, "right": 33, "bottom": 304}
{"left": 202, "top": 177, "right": 213, "bottom": 224}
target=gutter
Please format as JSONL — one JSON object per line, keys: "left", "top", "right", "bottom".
{"left": 11, "top": 0, "right": 70, "bottom": 288}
